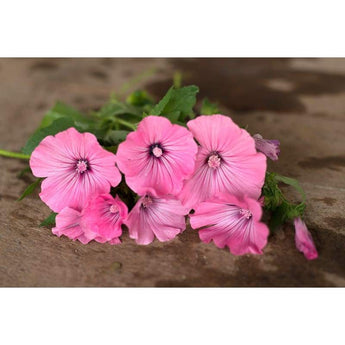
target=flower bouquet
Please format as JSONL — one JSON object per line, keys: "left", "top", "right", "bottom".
{"left": 1, "top": 81, "right": 318, "bottom": 259}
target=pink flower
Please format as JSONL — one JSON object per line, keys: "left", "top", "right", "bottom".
{"left": 82, "top": 194, "right": 128, "bottom": 244}
{"left": 52, "top": 194, "right": 127, "bottom": 245}
{"left": 253, "top": 134, "right": 280, "bottom": 161}
{"left": 294, "top": 218, "right": 318, "bottom": 260}
{"left": 178, "top": 115, "right": 267, "bottom": 209}
{"left": 52, "top": 207, "right": 91, "bottom": 244}
{"left": 116, "top": 116, "right": 198, "bottom": 196}
{"left": 125, "top": 189, "right": 190, "bottom": 245}
{"left": 30, "top": 127, "right": 121, "bottom": 212}
{"left": 190, "top": 193, "right": 269, "bottom": 255}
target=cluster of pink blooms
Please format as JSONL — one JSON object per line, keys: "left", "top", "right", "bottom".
{"left": 29, "top": 114, "right": 318, "bottom": 259}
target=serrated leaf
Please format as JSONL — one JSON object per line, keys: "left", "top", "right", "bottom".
{"left": 200, "top": 98, "right": 220, "bottom": 115}
{"left": 17, "top": 178, "right": 43, "bottom": 201}
{"left": 151, "top": 87, "right": 174, "bottom": 116}
{"left": 40, "top": 213, "right": 57, "bottom": 227}
{"left": 151, "top": 85, "right": 199, "bottom": 123}
{"left": 22, "top": 117, "right": 75, "bottom": 155}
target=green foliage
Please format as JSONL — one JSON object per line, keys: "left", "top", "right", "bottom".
{"left": 274, "top": 174, "right": 306, "bottom": 203}
{"left": 22, "top": 117, "right": 76, "bottom": 155}
{"left": 200, "top": 98, "right": 220, "bottom": 115}
{"left": 97, "top": 100, "right": 142, "bottom": 119}
{"left": 151, "top": 85, "right": 199, "bottom": 123}
{"left": 40, "top": 213, "right": 57, "bottom": 227}
{"left": 263, "top": 172, "right": 306, "bottom": 231}
{"left": 126, "top": 90, "right": 154, "bottom": 107}
{"left": 17, "top": 178, "right": 43, "bottom": 201}
{"left": 103, "top": 130, "right": 129, "bottom": 146}
{"left": 39, "top": 101, "right": 90, "bottom": 129}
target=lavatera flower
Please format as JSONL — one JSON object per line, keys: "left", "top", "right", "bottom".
{"left": 30, "top": 127, "right": 121, "bottom": 212}
{"left": 116, "top": 116, "right": 198, "bottom": 196}
{"left": 125, "top": 189, "right": 190, "bottom": 245}
{"left": 52, "top": 194, "right": 128, "bottom": 245}
{"left": 178, "top": 115, "right": 267, "bottom": 209}
{"left": 190, "top": 193, "right": 269, "bottom": 255}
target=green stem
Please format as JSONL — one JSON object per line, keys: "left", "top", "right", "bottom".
{"left": 0, "top": 149, "right": 30, "bottom": 160}
{"left": 115, "top": 118, "right": 137, "bottom": 131}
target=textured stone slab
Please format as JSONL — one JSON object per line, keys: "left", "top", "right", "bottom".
{"left": 1, "top": 58, "right": 344, "bottom": 286}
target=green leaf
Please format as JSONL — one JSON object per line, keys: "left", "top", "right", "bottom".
{"left": 274, "top": 174, "right": 306, "bottom": 203}
{"left": 40, "top": 213, "right": 57, "bottom": 227}
{"left": 104, "top": 130, "right": 129, "bottom": 145}
{"left": 126, "top": 90, "right": 154, "bottom": 107}
{"left": 151, "top": 87, "right": 174, "bottom": 116}
{"left": 262, "top": 172, "right": 283, "bottom": 210}
{"left": 151, "top": 85, "right": 199, "bottom": 123}
{"left": 263, "top": 172, "right": 307, "bottom": 231}
{"left": 98, "top": 100, "right": 142, "bottom": 119}
{"left": 269, "top": 201, "right": 306, "bottom": 231}
{"left": 17, "top": 178, "right": 43, "bottom": 201}
{"left": 40, "top": 101, "right": 90, "bottom": 130}
{"left": 22, "top": 117, "right": 75, "bottom": 155}
{"left": 200, "top": 98, "right": 220, "bottom": 115}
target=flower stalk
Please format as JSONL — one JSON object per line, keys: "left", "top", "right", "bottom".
{"left": 0, "top": 149, "right": 30, "bottom": 160}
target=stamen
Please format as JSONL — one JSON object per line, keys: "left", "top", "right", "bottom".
{"left": 109, "top": 204, "right": 119, "bottom": 214}
{"left": 142, "top": 195, "right": 153, "bottom": 208}
{"left": 208, "top": 154, "right": 221, "bottom": 169}
{"left": 152, "top": 146, "right": 163, "bottom": 158}
{"left": 150, "top": 143, "right": 164, "bottom": 158}
{"left": 239, "top": 208, "right": 252, "bottom": 219}
{"left": 76, "top": 159, "right": 88, "bottom": 173}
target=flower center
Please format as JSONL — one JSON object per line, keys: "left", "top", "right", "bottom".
{"left": 76, "top": 159, "right": 88, "bottom": 173}
{"left": 239, "top": 208, "right": 252, "bottom": 219}
{"left": 150, "top": 144, "right": 163, "bottom": 158}
{"left": 141, "top": 195, "right": 153, "bottom": 208}
{"left": 208, "top": 154, "right": 221, "bottom": 169}
{"left": 109, "top": 204, "right": 119, "bottom": 214}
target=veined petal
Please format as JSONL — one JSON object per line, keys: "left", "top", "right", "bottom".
{"left": 30, "top": 128, "right": 120, "bottom": 212}
{"left": 117, "top": 115, "right": 197, "bottom": 196}
{"left": 180, "top": 115, "right": 266, "bottom": 208}
{"left": 190, "top": 194, "right": 269, "bottom": 255}
{"left": 125, "top": 194, "right": 189, "bottom": 245}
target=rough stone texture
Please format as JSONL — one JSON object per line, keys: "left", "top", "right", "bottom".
{"left": 0, "top": 58, "right": 344, "bottom": 287}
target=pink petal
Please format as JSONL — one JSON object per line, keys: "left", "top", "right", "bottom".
{"left": 39, "top": 167, "right": 110, "bottom": 212}
{"left": 30, "top": 131, "right": 76, "bottom": 178}
{"left": 30, "top": 127, "right": 121, "bottom": 212}
{"left": 82, "top": 194, "right": 127, "bottom": 243}
{"left": 294, "top": 218, "right": 318, "bottom": 260}
{"left": 190, "top": 194, "right": 269, "bottom": 255}
{"left": 52, "top": 207, "right": 85, "bottom": 241}
{"left": 125, "top": 193, "right": 189, "bottom": 245}
{"left": 179, "top": 115, "right": 266, "bottom": 209}
{"left": 116, "top": 116, "right": 197, "bottom": 196}
{"left": 187, "top": 115, "right": 244, "bottom": 153}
